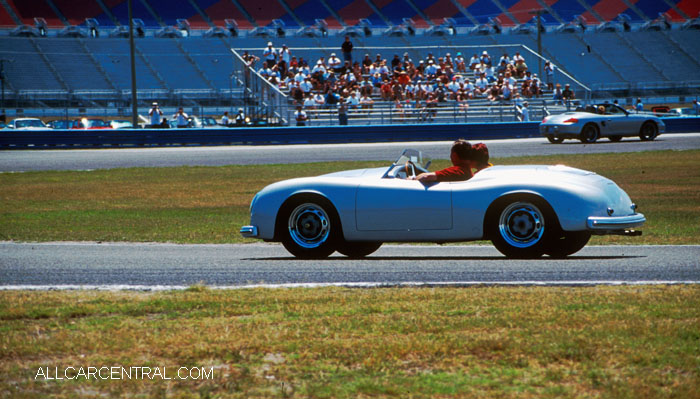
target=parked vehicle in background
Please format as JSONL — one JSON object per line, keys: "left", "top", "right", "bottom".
{"left": 540, "top": 103, "right": 665, "bottom": 143}
{"left": 666, "top": 108, "right": 697, "bottom": 118}
{"left": 201, "top": 116, "right": 219, "bottom": 128}
{"left": 73, "top": 118, "right": 112, "bottom": 129}
{"left": 109, "top": 120, "right": 134, "bottom": 129}
{"left": 4, "top": 118, "right": 51, "bottom": 130}
{"left": 47, "top": 120, "right": 78, "bottom": 129}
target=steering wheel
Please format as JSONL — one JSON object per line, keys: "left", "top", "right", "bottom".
{"left": 405, "top": 160, "right": 417, "bottom": 179}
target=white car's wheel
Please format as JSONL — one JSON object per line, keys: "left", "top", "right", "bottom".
{"left": 579, "top": 123, "right": 599, "bottom": 144}
{"left": 337, "top": 241, "right": 382, "bottom": 258}
{"left": 280, "top": 197, "right": 339, "bottom": 259}
{"left": 487, "top": 196, "right": 557, "bottom": 259}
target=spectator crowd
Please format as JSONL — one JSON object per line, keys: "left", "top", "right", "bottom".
{"left": 242, "top": 41, "right": 570, "bottom": 122}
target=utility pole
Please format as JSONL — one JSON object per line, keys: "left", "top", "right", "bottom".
{"left": 530, "top": 10, "right": 547, "bottom": 78}
{"left": 128, "top": 0, "right": 138, "bottom": 128}
{"left": 0, "top": 58, "right": 11, "bottom": 123}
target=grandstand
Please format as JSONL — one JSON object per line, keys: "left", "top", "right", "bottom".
{"left": 0, "top": 0, "right": 698, "bottom": 126}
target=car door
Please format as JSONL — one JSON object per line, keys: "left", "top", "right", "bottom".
{"left": 355, "top": 179, "right": 452, "bottom": 231}
{"left": 604, "top": 105, "right": 638, "bottom": 134}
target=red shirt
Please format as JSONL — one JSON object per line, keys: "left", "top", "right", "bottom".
{"left": 434, "top": 162, "right": 473, "bottom": 182}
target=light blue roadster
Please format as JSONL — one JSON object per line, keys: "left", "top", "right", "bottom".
{"left": 241, "top": 149, "right": 645, "bottom": 259}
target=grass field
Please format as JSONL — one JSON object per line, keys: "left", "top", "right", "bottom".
{"left": 1, "top": 150, "right": 699, "bottom": 245}
{"left": 1, "top": 286, "right": 698, "bottom": 398}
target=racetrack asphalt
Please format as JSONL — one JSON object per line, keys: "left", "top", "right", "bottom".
{"left": 1, "top": 243, "right": 698, "bottom": 289}
{"left": 1, "top": 133, "right": 699, "bottom": 172}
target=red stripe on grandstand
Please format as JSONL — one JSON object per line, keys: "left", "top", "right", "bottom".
{"left": 6, "top": 0, "right": 63, "bottom": 26}
{"left": 324, "top": 16, "right": 343, "bottom": 28}
{"left": 411, "top": 15, "right": 431, "bottom": 28}
{"left": 0, "top": 3, "right": 16, "bottom": 26}
{"left": 495, "top": 13, "right": 518, "bottom": 26}
{"left": 201, "top": 0, "right": 253, "bottom": 28}
{"left": 579, "top": 11, "right": 601, "bottom": 24}
{"left": 337, "top": 0, "right": 375, "bottom": 26}
{"left": 52, "top": 0, "right": 104, "bottom": 26}
{"left": 590, "top": 0, "right": 634, "bottom": 22}
{"left": 424, "top": 0, "right": 460, "bottom": 25}
{"left": 187, "top": 15, "right": 212, "bottom": 28}
{"left": 373, "top": 0, "right": 393, "bottom": 8}
{"left": 671, "top": 0, "right": 700, "bottom": 20}
{"left": 286, "top": 0, "right": 308, "bottom": 7}
{"left": 506, "top": 0, "right": 543, "bottom": 24}
{"left": 453, "top": 0, "right": 477, "bottom": 8}
{"left": 238, "top": 0, "right": 287, "bottom": 26}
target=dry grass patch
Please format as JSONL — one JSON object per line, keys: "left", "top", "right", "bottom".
{"left": 1, "top": 286, "right": 698, "bottom": 398}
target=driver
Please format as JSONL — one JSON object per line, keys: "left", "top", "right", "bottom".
{"left": 411, "top": 139, "right": 473, "bottom": 183}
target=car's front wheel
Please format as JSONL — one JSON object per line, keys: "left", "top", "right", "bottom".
{"left": 486, "top": 196, "right": 557, "bottom": 259}
{"left": 639, "top": 121, "right": 658, "bottom": 141}
{"left": 337, "top": 241, "right": 382, "bottom": 258}
{"left": 579, "top": 123, "right": 599, "bottom": 144}
{"left": 280, "top": 197, "right": 339, "bottom": 259}
{"left": 546, "top": 134, "right": 564, "bottom": 144}
{"left": 545, "top": 231, "right": 591, "bottom": 258}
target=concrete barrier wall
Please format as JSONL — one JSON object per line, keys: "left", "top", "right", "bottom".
{"left": 1, "top": 119, "right": 698, "bottom": 149}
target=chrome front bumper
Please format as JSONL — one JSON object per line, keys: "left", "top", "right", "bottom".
{"left": 587, "top": 213, "right": 646, "bottom": 232}
{"left": 240, "top": 225, "right": 258, "bottom": 238}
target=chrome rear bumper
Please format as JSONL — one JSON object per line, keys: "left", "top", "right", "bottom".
{"left": 587, "top": 213, "right": 645, "bottom": 232}
{"left": 239, "top": 225, "right": 258, "bottom": 238}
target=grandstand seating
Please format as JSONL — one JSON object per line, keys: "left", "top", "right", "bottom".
{"left": 0, "top": 0, "right": 697, "bottom": 31}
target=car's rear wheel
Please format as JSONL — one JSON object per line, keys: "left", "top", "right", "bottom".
{"left": 337, "top": 241, "right": 382, "bottom": 258}
{"left": 608, "top": 135, "right": 623, "bottom": 142}
{"left": 546, "top": 135, "right": 564, "bottom": 144}
{"left": 545, "top": 231, "right": 591, "bottom": 258}
{"left": 486, "top": 196, "right": 557, "bottom": 259}
{"left": 579, "top": 123, "right": 599, "bottom": 144}
{"left": 280, "top": 197, "right": 339, "bottom": 259}
{"left": 639, "top": 121, "right": 658, "bottom": 141}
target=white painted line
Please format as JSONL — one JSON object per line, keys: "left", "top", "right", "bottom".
{"left": 1, "top": 281, "right": 699, "bottom": 291}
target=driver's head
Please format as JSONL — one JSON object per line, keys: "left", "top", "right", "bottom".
{"left": 450, "top": 139, "right": 472, "bottom": 165}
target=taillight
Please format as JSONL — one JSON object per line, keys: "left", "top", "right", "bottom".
{"left": 542, "top": 117, "right": 549, "bottom": 123}
{"left": 562, "top": 118, "right": 578, "bottom": 124}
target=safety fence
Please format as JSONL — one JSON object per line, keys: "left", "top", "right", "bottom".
{"left": 1, "top": 119, "right": 698, "bottom": 149}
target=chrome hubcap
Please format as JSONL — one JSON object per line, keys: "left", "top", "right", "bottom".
{"left": 499, "top": 202, "right": 545, "bottom": 248}
{"left": 288, "top": 203, "right": 330, "bottom": 248}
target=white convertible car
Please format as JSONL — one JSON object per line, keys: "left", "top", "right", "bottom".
{"left": 540, "top": 103, "right": 665, "bottom": 143}
{"left": 241, "top": 149, "right": 645, "bottom": 259}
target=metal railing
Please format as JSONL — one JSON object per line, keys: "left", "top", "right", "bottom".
{"left": 230, "top": 48, "right": 290, "bottom": 125}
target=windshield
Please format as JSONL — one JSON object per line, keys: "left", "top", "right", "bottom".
{"left": 394, "top": 149, "right": 432, "bottom": 170}
{"left": 16, "top": 119, "right": 46, "bottom": 128}
{"left": 383, "top": 149, "right": 432, "bottom": 178}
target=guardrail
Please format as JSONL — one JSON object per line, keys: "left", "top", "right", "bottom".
{"left": 1, "top": 118, "right": 698, "bottom": 149}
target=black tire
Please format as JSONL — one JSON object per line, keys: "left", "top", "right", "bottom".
{"left": 546, "top": 135, "right": 564, "bottom": 144}
{"left": 486, "top": 195, "right": 558, "bottom": 259}
{"left": 279, "top": 196, "right": 339, "bottom": 259}
{"left": 579, "top": 123, "right": 599, "bottom": 144}
{"left": 608, "top": 135, "right": 623, "bottom": 142}
{"left": 639, "top": 121, "right": 658, "bottom": 141}
{"left": 545, "top": 231, "right": 591, "bottom": 258}
{"left": 336, "top": 241, "right": 382, "bottom": 258}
